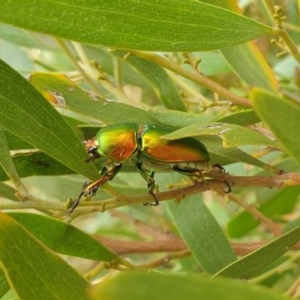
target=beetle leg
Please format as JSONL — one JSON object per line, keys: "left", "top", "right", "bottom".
{"left": 174, "top": 165, "right": 232, "bottom": 193}
{"left": 212, "top": 164, "right": 231, "bottom": 193}
{"left": 69, "top": 164, "right": 122, "bottom": 213}
{"left": 136, "top": 162, "right": 159, "bottom": 206}
{"left": 172, "top": 166, "right": 203, "bottom": 178}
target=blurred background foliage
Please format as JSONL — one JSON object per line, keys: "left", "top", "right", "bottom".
{"left": 0, "top": 0, "right": 300, "bottom": 299}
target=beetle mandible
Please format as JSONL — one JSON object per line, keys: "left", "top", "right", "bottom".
{"left": 70, "top": 123, "right": 229, "bottom": 212}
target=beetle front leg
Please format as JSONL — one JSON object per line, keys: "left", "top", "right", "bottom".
{"left": 136, "top": 162, "right": 159, "bottom": 206}
{"left": 69, "top": 164, "right": 122, "bottom": 213}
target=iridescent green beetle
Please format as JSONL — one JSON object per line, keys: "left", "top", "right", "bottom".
{"left": 70, "top": 123, "right": 227, "bottom": 212}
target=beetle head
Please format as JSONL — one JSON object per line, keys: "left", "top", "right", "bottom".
{"left": 84, "top": 138, "right": 101, "bottom": 162}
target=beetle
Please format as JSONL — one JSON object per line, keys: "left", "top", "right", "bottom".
{"left": 70, "top": 123, "right": 229, "bottom": 212}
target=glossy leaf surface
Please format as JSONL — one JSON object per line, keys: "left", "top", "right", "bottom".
{"left": 0, "top": 1, "right": 272, "bottom": 51}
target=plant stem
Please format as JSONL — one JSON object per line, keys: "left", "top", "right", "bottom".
{"left": 129, "top": 51, "right": 252, "bottom": 107}
{"left": 228, "top": 193, "right": 282, "bottom": 236}
{"left": 1, "top": 172, "right": 300, "bottom": 215}
{"left": 69, "top": 171, "right": 300, "bottom": 213}
{"left": 263, "top": 3, "right": 300, "bottom": 64}
{"left": 56, "top": 38, "right": 104, "bottom": 96}
{"left": 279, "top": 28, "right": 300, "bottom": 64}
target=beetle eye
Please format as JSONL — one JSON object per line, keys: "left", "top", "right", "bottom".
{"left": 85, "top": 145, "right": 101, "bottom": 163}
{"left": 83, "top": 139, "right": 101, "bottom": 162}
{"left": 87, "top": 145, "right": 97, "bottom": 154}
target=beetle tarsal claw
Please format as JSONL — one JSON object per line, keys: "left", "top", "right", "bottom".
{"left": 143, "top": 182, "right": 159, "bottom": 207}
{"left": 223, "top": 180, "right": 231, "bottom": 193}
{"left": 143, "top": 191, "right": 159, "bottom": 207}
{"left": 213, "top": 163, "right": 226, "bottom": 173}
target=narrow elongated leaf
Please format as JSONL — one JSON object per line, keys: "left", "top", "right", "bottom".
{"left": 8, "top": 212, "right": 120, "bottom": 262}
{"left": 0, "top": 152, "right": 74, "bottom": 181}
{"left": 221, "top": 44, "right": 278, "bottom": 91}
{"left": 0, "top": 129, "right": 20, "bottom": 184}
{"left": 201, "top": 0, "right": 277, "bottom": 91}
{"left": 90, "top": 271, "right": 291, "bottom": 300}
{"left": 162, "top": 121, "right": 276, "bottom": 148}
{"left": 124, "top": 56, "right": 185, "bottom": 111}
{"left": 198, "top": 136, "right": 273, "bottom": 169}
{"left": 167, "top": 190, "right": 236, "bottom": 274}
{"left": 0, "top": 269, "right": 10, "bottom": 299}
{"left": 227, "top": 187, "right": 300, "bottom": 238}
{"left": 29, "top": 72, "right": 213, "bottom": 126}
{"left": 217, "top": 110, "right": 259, "bottom": 126}
{"left": 4, "top": 130, "right": 33, "bottom": 150}
{"left": 149, "top": 110, "right": 217, "bottom": 127}
{"left": 251, "top": 89, "right": 300, "bottom": 166}
{"left": 28, "top": 72, "right": 157, "bottom": 124}
{"left": 216, "top": 225, "right": 300, "bottom": 279}
{"left": 0, "top": 60, "right": 98, "bottom": 181}
{"left": 0, "top": 1, "right": 272, "bottom": 51}
{"left": 0, "top": 212, "right": 89, "bottom": 300}
{"left": 121, "top": 53, "right": 186, "bottom": 111}
{"left": 0, "top": 183, "right": 18, "bottom": 201}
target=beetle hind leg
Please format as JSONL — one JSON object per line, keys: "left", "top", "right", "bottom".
{"left": 136, "top": 162, "right": 159, "bottom": 206}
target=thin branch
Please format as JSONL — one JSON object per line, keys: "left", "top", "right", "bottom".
{"left": 69, "top": 172, "right": 300, "bottom": 214}
{"left": 278, "top": 28, "right": 300, "bottom": 63}
{"left": 128, "top": 51, "right": 252, "bottom": 107}
{"left": 228, "top": 193, "right": 282, "bottom": 236}
{"left": 95, "top": 234, "right": 300, "bottom": 257}
{"left": 1, "top": 172, "right": 300, "bottom": 216}
{"left": 266, "top": 4, "right": 300, "bottom": 64}
{"left": 134, "top": 250, "right": 190, "bottom": 270}
{"left": 55, "top": 38, "right": 104, "bottom": 96}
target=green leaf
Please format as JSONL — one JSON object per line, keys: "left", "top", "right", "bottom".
{"left": 0, "top": 1, "right": 272, "bottom": 51}
{"left": 0, "top": 183, "right": 18, "bottom": 201}
{"left": 217, "top": 110, "right": 260, "bottom": 126}
{"left": 0, "top": 60, "right": 98, "bottom": 181}
{"left": 8, "top": 212, "right": 120, "bottom": 262}
{"left": 29, "top": 72, "right": 216, "bottom": 127}
{"left": 28, "top": 72, "right": 157, "bottom": 124}
{"left": 0, "top": 212, "right": 89, "bottom": 300}
{"left": 90, "top": 271, "right": 291, "bottom": 300}
{"left": 167, "top": 190, "right": 236, "bottom": 274}
{"left": 221, "top": 44, "right": 278, "bottom": 91}
{"left": 0, "top": 152, "right": 75, "bottom": 181}
{"left": 251, "top": 89, "right": 300, "bottom": 166}
{"left": 3, "top": 130, "right": 32, "bottom": 150}
{"left": 197, "top": 136, "right": 275, "bottom": 170}
{"left": 200, "top": 0, "right": 278, "bottom": 91}
{"left": 0, "top": 129, "right": 20, "bottom": 184}
{"left": 148, "top": 110, "right": 217, "bottom": 127}
{"left": 0, "top": 23, "right": 52, "bottom": 49}
{"left": 162, "top": 121, "right": 276, "bottom": 148}
{"left": 227, "top": 187, "right": 300, "bottom": 238}
{"left": 121, "top": 53, "right": 186, "bottom": 111}
{"left": 0, "top": 269, "right": 10, "bottom": 299}
{"left": 216, "top": 225, "right": 300, "bottom": 279}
